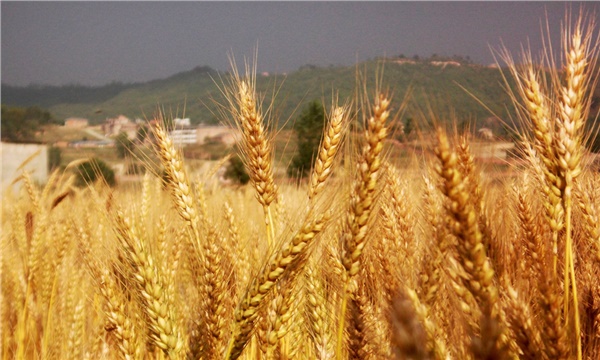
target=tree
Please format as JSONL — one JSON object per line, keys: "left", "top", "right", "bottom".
{"left": 224, "top": 154, "right": 250, "bottom": 185}
{"left": 75, "top": 158, "right": 116, "bottom": 187}
{"left": 288, "top": 100, "right": 326, "bottom": 178}
{"left": 48, "top": 146, "right": 62, "bottom": 171}
{"left": 136, "top": 125, "right": 149, "bottom": 143}
{"left": 1, "top": 105, "right": 54, "bottom": 142}
{"left": 403, "top": 117, "right": 415, "bottom": 141}
{"left": 116, "top": 132, "right": 135, "bottom": 158}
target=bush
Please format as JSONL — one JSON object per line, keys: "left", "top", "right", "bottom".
{"left": 75, "top": 158, "right": 116, "bottom": 187}
{"left": 116, "top": 132, "right": 135, "bottom": 159}
{"left": 48, "top": 146, "right": 62, "bottom": 171}
{"left": 224, "top": 155, "right": 250, "bottom": 185}
{"left": 288, "top": 100, "right": 326, "bottom": 178}
{"left": 1, "top": 105, "right": 55, "bottom": 142}
{"left": 125, "top": 163, "right": 146, "bottom": 175}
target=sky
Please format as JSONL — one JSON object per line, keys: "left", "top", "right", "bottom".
{"left": 1, "top": 1, "right": 598, "bottom": 87}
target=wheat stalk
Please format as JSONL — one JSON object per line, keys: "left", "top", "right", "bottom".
{"left": 225, "top": 211, "right": 329, "bottom": 359}
{"left": 337, "top": 91, "right": 390, "bottom": 359}
{"left": 309, "top": 104, "right": 349, "bottom": 201}
{"left": 114, "top": 210, "right": 184, "bottom": 359}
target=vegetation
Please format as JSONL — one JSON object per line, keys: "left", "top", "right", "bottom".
{"left": 3, "top": 58, "right": 525, "bottom": 130}
{"left": 115, "top": 131, "right": 135, "bottom": 159}
{"left": 288, "top": 100, "right": 327, "bottom": 178}
{"left": 2, "top": 12, "right": 600, "bottom": 360}
{"left": 74, "top": 157, "right": 116, "bottom": 187}
{"left": 1, "top": 105, "right": 56, "bottom": 142}
{"left": 48, "top": 146, "right": 62, "bottom": 171}
{"left": 224, "top": 154, "right": 250, "bottom": 185}
{"left": 1, "top": 81, "right": 133, "bottom": 108}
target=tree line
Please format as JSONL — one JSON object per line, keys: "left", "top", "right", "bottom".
{"left": 1, "top": 105, "right": 58, "bottom": 143}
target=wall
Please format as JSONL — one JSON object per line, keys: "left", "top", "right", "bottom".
{"left": 1, "top": 142, "right": 48, "bottom": 193}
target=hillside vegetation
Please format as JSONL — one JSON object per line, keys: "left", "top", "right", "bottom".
{"left": 2, "top": 59, "right": 517, "bottom": 132}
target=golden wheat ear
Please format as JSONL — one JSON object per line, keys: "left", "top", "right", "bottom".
{"left": 308, "top": 103, "right": 350, "bottom": 201}
{"left": 225, "top": 211, "right": 329, "bottom": 360}
{"left": 434, "top": 127, "right": 498, "bottom": 309}
{"left": 151, "top": 117, "right": 202, "bottom": 248}
{"left": 113, "top": 210, "right": 185, "bottom": 358}
{"left": 337, "top": 91, "right": 391, "bottom": 359}
{"left": 220, "top": 59, "right": 279, "bottom": 249}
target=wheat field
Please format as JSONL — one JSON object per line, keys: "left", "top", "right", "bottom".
{"left": 2, "top": 13, "right": 600, "bottom": 360}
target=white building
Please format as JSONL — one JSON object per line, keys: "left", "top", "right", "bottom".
{"left": 174, "top": 118, "right": 191, "bottom": 127}
{"left": 169, "top": 127, "right": 198, "bottom": 145}
{"left": 165, "top": 124, "right": 238, "bottom": 146}
{"left": 1, "top": 142, "right": 48, "bottom": 193}
{"left": 103, "top": 115, "right": 138, "bottom": 139}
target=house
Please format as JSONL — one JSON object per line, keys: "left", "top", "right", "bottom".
{"left": 174, "top": 118, "right": 191, "bottom": 127}
{"left": 64, "top": 117, "right": 89, "bottom": 128}
{"left": 478, "top": 128, "right": 494, "bottom": 141}
{"left": 197, "top": 126, "right": 238, "bottom": 146}
{"left": 169, "top": 126, "right": 198, "bottom": 145}
{"left": 69, "top": 140, "right": 114, "bottom": 148}
{"left": 103, "top": 115, "right": 138, "bottom": 139}
{"left": 430, "top": 61, "right": 461, "bottom": 68}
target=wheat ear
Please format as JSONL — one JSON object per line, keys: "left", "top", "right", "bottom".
{"left": 556, "top": 20, "right": 594, "bottom": 360}
{"left": 151, "top": 121, "right": 201, "bottom": 250}
{"left": 434, "top": 128, "right": 498, "bottom": 309}
{"left": 233, "top": 77, "right": 278, "bottom": 248}
{"left": 224, "top": 212, "right": 329, "bottom": 359}
{"left": 337, "top": 92, "right": 390, "bottom": 359}
{"left": 114, "top": 211, "right": 184, "bottom": 359}
{"left": 309, "top": 104, "right": 349, "bottom": 201}
{"left": 513, "top": 65, "right": 564, "bottom": 275}
{"left": 196, "top": 225, "right": 232, "bottom": 359}
{"left": 305, "top": 259, "right": 334, "bottom": 359}
{"left": 99, "top": 268, "right": 142, "bottom": 359}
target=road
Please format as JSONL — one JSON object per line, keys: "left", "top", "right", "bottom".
{"left": 83, "top": 128, "right": 113, "bottom": 141}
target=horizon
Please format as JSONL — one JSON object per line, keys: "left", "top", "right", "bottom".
{"left": 0, "top": 56, "right": 500, "bottom": 89}
{"left": 2, "top": 2, "right": 597, "bottom": 87}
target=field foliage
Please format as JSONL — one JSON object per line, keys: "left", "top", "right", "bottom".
{"left": 2, "top": 13, "right": 600, "bottom": 360}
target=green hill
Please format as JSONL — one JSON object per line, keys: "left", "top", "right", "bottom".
{"left": 2, "top": 59, "right": 518, "bottom": 132}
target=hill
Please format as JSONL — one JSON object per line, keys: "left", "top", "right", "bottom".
{"left": 2, "top": 59, "right": 518, "bottom": 132}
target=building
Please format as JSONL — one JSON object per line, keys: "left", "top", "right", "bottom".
{"left": 69, "top": 140, "right": 114, "bottom": 148}
{"left": 169, "top": 126, "right": 198, "bottom": 145}
{"left": 1, "top": 142, "right": 48, "bottom": 192}
{"left": 174, "top": 118, "right": 191, "bottom": 127}
{"left": 103, "top": 115, "right": 138, "bottom": 139}
{"left": 164, "top": 125, "right": 238, "bottom": 146}
{"left": 430, "top": 60, "right": 461, "bottom": 68}
{"left": 197, "top": 126, "right": 238, "bottom": 146}
{"left": 64, "top": 117, "right": 89, "bottom": 128}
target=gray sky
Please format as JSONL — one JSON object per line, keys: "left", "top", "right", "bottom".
{"left": 1, "top": 1, "right": 597, "bottom": 87}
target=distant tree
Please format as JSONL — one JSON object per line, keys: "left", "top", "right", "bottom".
{"left": 116, "top": 132, "right": 135, "bottom": 158}
{"left": 299, "top": 64, "right": 318, "bottom": 71}
{"left": 125, "top": 163, "right": 146, "bottom": 175}
{"left": 136, "top": 125, "right": 149, "bottom": 143}
{"left": 288, "top": 100, "right": 326, "bottom": 178}
{"left": 404, "top": 117, "right": 414, "bottom": 140}
{"left": 585, "top": 117, "right": 600, "bottom": 153}
{"left": 224, "top": 154, "right": 250, "bottom": 185}
{"left": 75, "top": 158, "right": 116, "bottom": 187}
{"left": 1, "top": 105, "right": 54, "bottom": 142}
{"left": 48, "top": 146, "right": 62, "bottom": 171}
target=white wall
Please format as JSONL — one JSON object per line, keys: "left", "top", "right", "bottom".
{"left": 1, "top": 142, "right": 48, "bottom": 193}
